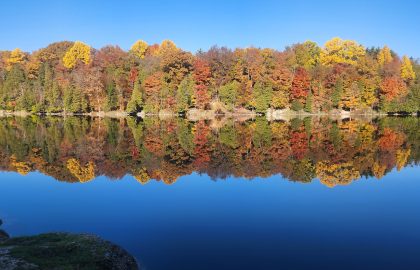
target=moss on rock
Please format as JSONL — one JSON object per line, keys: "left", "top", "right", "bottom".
{"left": 0, "top": 233, "right": 138, "bottom": 270}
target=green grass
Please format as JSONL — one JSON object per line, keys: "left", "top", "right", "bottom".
{"left": 0, "top": 233, "right": 113, "bottom": 270}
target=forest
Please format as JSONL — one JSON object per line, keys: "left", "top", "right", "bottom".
{"left": 0, "top": 38, "right": 419, "bottom": 115}
{"left": 0, "top": 116, "right": 418, "bottom": 187}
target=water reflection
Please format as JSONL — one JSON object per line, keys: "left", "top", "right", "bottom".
{"left": 0, "top": 116, "right": 418, "bottom": 187}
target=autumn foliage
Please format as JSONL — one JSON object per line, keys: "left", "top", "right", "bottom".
{"left": 380, "top": 76, "right": 407, "bottom": 101}
{"left": 291, "top": 67, "right": 310, "bottom": 102}
{"left": 0, "top": 37, "right": 419, "bottom": 113}
{"left": 0, "top": 116, "right": 417, "bottom": 188}
{"left": 192, "top": 59, "right": 211, "bottom": 109}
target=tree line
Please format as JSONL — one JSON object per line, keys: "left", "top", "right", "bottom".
{"left": 0, "top": 38, "right": 419, "bottom": 114}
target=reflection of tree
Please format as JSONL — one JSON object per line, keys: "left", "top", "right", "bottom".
{"left": 0, "top": 116, "right": 418, "bottom": 187}
{"left": 66, "top": 158, "right": 95, "bottom": 183}
{"left": 252, "top": 119, "right": 272, "bottom": 148}
{"left": 316, "top": 161, "right": 360, "bottom": 187}
{"left": 192, "top": 121, "right": 211, "bottom": 169}
{"left": 396, "top": 149, "right": 411, "bottom": 171}
{"left": 219, "top": 125, "right": 240, "bottom": 149}
{"left": 10, "top": 155, "right": 31, "bottom": 175}
{"left": 289, "top": 158, "right": 315, "bottom": 183}
{"left": 373, "top": 162, "right": 387, "bottom": 179}
{"left": 177, "top": 119, "right": 194, "bottom": 154}
{"left": 290, "top": 128, "right": 309, "bottom": 160}
{"left": 133, "top": 168, "right": 150, "bottom": 184}
{"left": 378, "top": 128, "right": 405, "bottom": 152}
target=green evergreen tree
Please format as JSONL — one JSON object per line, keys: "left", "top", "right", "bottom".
{"left": 105, "top": 81, "right": 118, "bottom": 111}
{"left": 304, "top": 91, "right": 313, "bottom": 112}
{"left": 177, "top": 119, "right": 194, "bottom": 154}
{"left": 127, "top": 118, "right": 143, "bottom": 149}
{"left": 16, "top": 83, "right": 36, "bottom": 111}
{"left": 42, "top": 64, "right": 54, "bottom": 111}
{"left": 253, "top": 82, "right": 272, "bottom": 113}
{"left": 127, "top": 80, "right": 143, "bottom": 113}
{"left": 332, "top": 79, "right": 343, "bottom": 108}
{"left": 252, "top": 118, "right": 272, "bottom": 147}
{"left": 71, "top": 87, "right": 87, "bottom": 113}
{"left": 219, "top": 125, "right": 239, "bottom": 148}
{"left": 106, "top": 118, "right": 120, "bottom": 147}
{"left": 330, "top": 122, "right": 342, "bottom": 148}
{"left": 46, "top": 81, "right": 61, "bottom": 112}
{"left": 291, "top": 100, "right": 304, "bottom": 111}
{"left": 403, "top": 84, "right": 420, "bottom": 113}
{"left": 63, "top": 85, "right": 74, "bottom": 113}
{"left": 63, "top": 86, "right": 87, "bottom": 113}
{"left": 2, "top": 65, "right": 26, "bottom": 109}
{"left": 304, "top": 117, "right": 312, "bottom": 136}
{"left": 219, "top": 81, "right": 239, "bottom": 110}
{"left": 176, "top": 75, "right": 194, "bottom": 112}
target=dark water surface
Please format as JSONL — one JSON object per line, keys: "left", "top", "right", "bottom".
{"left": 0, "top": 116, "right": 419, "bottom": 269}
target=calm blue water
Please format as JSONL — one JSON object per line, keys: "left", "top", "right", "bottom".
{"left": 1, "top": 166, "right": 419, "bottom": 270}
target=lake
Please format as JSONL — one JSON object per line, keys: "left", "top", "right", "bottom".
{"left": 0, "top": 116, "right": 419, "bottom": 270}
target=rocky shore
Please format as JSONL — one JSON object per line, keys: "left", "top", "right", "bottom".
{"left": 0, "top": 220, "right": 138, "bottom": 270}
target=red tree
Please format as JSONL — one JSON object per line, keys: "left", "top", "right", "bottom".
{"left": 193, "top": 121, "right": 211, "bottom": 168}
{"left": 291, "top": 67, "right": 310, "bottom": 102}
{"left": 380, "top": 76, "right": 407, "bottom": 101}
{"left": 378, "top": 128, "right": 404, "bottom": 152}
{"left": 290, "top": 128, "right": 309, "bottom": 160}
{"left": 144, "top": 72, "right": 163, "bottom": 108}
{"left": 129, "top": 67, "right": 139, "bottom": 85}
{"left": 193, "top": 59, "right": 211, "bottom": 109}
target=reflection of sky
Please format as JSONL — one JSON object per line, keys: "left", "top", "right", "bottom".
{"left": 1, "top": 166, "right": 419, "bottom": 270}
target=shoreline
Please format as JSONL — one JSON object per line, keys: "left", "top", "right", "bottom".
{"left": 0, "top": 109, "right": 417, "bottom": 120}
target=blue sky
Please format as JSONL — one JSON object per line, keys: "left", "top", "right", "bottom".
{"left": 1, "top": 0, "right": 419, "bottom": 57}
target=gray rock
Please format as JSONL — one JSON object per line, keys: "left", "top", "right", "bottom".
{"left": 0, "top": 230, "right": 9, "bottom": 242}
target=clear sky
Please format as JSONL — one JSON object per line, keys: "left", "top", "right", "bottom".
{"left": 1, "top": 0, "right": 419, "bottom": 57}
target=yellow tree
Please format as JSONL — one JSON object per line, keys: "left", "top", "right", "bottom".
{"left": 400, "top": 56, "right": 416, "bottom": 81}
{"left": 63, "top": 41, "right": 91, "bottom": 68}
{"left": 159, "top": 39, "right": 178, "bottom": 55}
{"left": 340, "top": 82, "right": 360, "bottom": 111}
{"left": 377, "top": 46, "right": 393, "bottom": 66}
{"left": 66, "top": 158, "right": 95, "bottom": 183}
{"left": 133, "top": 168, "right": 151, "bottom": 184}
{"left": 315, "top": 161, "right": 360, "bottom": 188}
{"left": 294, "top": 40, "right": 321, "bottom": 68}
{"left": 26, "top": 55, "right": 41, "bottom": 79}
{"left": 10, "top": 155, "right": 31, "bottom": 176}
{"left": 360, "top": 77, "right": 379, "bottom": 107}
{"left": 396, "top": 149, "right": 411, "bottom": 171}
{"left": 130, "top": 40, "right": 148, "bottom": 59}
{"left": 372, "top": 162, "right": 386, "bottom": 179}
{"left": 6, "top": 48, "right": 26, "bottom": 70}
{"left": 271, "top": 91, "right": 289, "bottom": 109}
{"left": 320, "top": 37, "right": 365, "bottom": 66}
